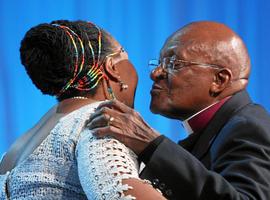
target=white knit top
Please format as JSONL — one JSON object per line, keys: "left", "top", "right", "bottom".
{"left": 0, "top": 101, "right": 139, "bottom": 199}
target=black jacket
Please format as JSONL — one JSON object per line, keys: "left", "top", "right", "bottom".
{"left": 140, "top": 90, "right": 270, "bottom": 200}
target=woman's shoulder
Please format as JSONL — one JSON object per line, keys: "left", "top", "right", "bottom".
{"left": 56, "top": 101, "right": 103, "bottom": 142}
{"left": 60, "top": 101, "right": 102, "bottom": 122}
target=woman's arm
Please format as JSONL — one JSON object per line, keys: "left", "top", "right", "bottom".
{"left": 76, "top": 130, "right": 166, "bottom": 199}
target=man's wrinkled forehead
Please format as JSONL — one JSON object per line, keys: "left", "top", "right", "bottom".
{"left": 160, "top": 45, "right": 177, "bottom": 58}
{"left": 160, "top": 26, "right": 193, "bottom": 56}
{"left": 160, "top": 35, "right": 182, "bottom": 58}
{"left": 159, "top": 32, "right": 192, "bottom": 59}
{"left": 160, "top": 28, "right": 211, "bottom": 60}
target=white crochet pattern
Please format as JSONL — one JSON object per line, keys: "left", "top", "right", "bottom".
{"left": 0, "top": 101, "right": 139, "bottom": 199}
{"left": 77, "top": 130, "right": 139, "bottom": 200}
{"left": 0, "top": 172, "right": 9, "bottom": 199}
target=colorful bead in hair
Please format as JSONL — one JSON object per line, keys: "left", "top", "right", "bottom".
{"left": 53, "top": 22, "right": 117, "bottom": 99}
{"left": 73, "top": 22, "right": 108, "bottom": 91}
{"left": 52, "top": 24, "right": 85, "bottom": 96}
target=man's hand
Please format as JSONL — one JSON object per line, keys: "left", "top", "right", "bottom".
{"left": 86, "top": 100, "right": 160, "bottom": 155}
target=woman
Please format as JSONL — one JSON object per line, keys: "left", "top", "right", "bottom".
{"left": 0, "top": 20, "right": 165, "bottom": 199}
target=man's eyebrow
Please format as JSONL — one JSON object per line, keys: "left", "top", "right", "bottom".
{"left": 160, "top": 45, "right": 178, "bottom": 59}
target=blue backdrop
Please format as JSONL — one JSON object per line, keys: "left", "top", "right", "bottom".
{"left": 1, "top": 0, "right": 270, "bottom": 156}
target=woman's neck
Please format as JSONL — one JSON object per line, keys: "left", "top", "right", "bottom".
{"left": 57, "top": 81, "right": 114, "bottom": 114}
{"left": 56, "top": 96, "right": 103, "bottom": 114}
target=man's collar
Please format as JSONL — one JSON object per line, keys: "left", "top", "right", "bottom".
{"left": 182, "top": 96, "right": 231, "bottom": 135}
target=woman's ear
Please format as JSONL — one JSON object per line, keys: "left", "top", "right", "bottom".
{"left": 103, "top": 57, "right": 121, "bottom": 81}
{"left": 210, "top": 68, "right": 232, "bottom": 96}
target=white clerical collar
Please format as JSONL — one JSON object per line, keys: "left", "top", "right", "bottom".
{"left": 181, "top": 101, "right": 221, "bottom": 135}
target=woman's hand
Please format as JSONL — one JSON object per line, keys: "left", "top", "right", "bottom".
{"left": 86, "top": 100, "right": 160, "bottom": 155}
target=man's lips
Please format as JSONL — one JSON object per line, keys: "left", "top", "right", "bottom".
{"left": 152, "top": 84, "right": 162, "bottom": 90}
{"left": 151, "top": 84, "right": 163, "bottom": 94}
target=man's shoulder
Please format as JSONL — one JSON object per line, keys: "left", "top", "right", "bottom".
{"left": 229, "top": 102, "right": 270, "bottom": 126}
{"left": 211, "top": 103, "right": 270, "bottom": 154}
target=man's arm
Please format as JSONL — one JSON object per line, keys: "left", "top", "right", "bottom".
{"left": 140, "top": 121, "right": 270, "bottom": 200}
{"left": 87, "top": 100, "right": 270, "bottom": 199}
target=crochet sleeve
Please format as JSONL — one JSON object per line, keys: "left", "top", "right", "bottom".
{"left": 76, "top": 129, "right": 140, "bottom": 200}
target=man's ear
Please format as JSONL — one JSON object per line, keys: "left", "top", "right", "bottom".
{"left": 210, "top": 68, "right": 232, "bottom": 96}
{"left": 103, "top": 57, "right": 121, "bottom": 81}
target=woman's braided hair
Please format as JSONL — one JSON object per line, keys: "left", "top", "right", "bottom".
{"left": 20, "top": 20, "right": 118, "bottom": 101}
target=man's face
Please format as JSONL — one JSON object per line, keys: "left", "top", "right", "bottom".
{"left": 150, "top": 36, "right": 216, "bottom": 120}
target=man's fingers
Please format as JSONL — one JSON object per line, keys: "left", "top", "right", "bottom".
{"left": 91, "top": 126, "right": 122, "bottom": 140}
{"left": 91, "top": 127, "right": 109, "bottom": 138}
{"left": 89, "top": 106, "right": 110, "bottom": 122}
{"left": 96, "top": 99, "right": 131, "bottom": 113}
{"left": 89, "top": 106, "right": 121, "bottom": 123}
{"left": 87, "top": 114, "right": 110, "bottom": 129}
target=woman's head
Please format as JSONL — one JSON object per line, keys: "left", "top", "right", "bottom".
{"left": 20, "top": 20, "right": 138, "bottom": 107}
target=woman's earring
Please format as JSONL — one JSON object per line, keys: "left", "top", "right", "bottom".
{"left": 104, "top": 75, "right": 116, "bottom": 99}
{"left": 107, "top": 86, "right": 116, "bottom": 99}
{"left": 119, "top": 80, "right": 128, "bottom": 90}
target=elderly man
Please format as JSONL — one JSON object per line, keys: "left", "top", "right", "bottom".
{"left": 88, "top": 21, "right": 270, "bottom": 199}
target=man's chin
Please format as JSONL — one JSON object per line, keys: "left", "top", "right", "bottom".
{"left": 150, "top": 106, "right": 159, "bottom": 114}
{"left": 150, "top": 100, "right": 178, "bottom": 119}
{"left": 150, "top": 100, "right": 165, "bottom": 115}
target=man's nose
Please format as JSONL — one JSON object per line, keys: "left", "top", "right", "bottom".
{"left": 150, "top": 66, "right": 167, "bottom": 81}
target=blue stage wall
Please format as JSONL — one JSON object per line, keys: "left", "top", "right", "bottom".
{"left": 0, "top": 0, "right": 269, "bottom": 155}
